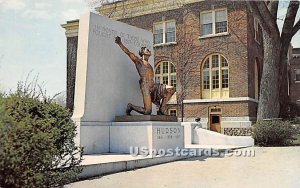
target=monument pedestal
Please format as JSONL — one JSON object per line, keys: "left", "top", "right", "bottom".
{"left": 110, "top": 121, "right": 184, "bottom": 154}
{"left": 115, "top": 115, "right": 178, "bottom": 122}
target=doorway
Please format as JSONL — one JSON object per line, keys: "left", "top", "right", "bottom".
{"left": 209, "top": 107, "right": 222, "bottom": 133}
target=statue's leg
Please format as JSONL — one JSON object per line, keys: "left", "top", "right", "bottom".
{"left": 158, "top": 88, "right": 175, "bottom": 115}
{"left": 141, "top": 85, "right": 152, "bottom": 115}
{"left": 126, "top": 84, "right": 152, "bottom": 115}
{"left": 126, "top": 103, "right": 147, "bottom": 115}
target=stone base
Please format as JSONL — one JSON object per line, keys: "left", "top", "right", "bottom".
{"left": 115, "top": 115, "right": 178, "bottom": 122}
{"left": 110, "top": 121, "right": 184, "bottom": 154}
{"left": 74, "top": 121, "right": 111, "bottom": 155}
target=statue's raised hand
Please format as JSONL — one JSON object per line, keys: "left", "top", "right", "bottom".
{"left": 115, "top": 36, "right": 121, "bottom": 44}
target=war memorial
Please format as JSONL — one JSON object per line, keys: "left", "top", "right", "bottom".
{"left": 66, "top": 12, "right": 253, "bottom": 178}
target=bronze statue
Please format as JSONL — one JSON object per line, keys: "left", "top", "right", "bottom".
{"left": 115, "top": 36, "right": 175, "bottom": 115}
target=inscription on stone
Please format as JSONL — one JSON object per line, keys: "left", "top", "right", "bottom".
{"left": 155, "top": 127, "right": 181, "bottom": 140}
{"left": 92, "top": 24, "right": 151, "bottom": 49}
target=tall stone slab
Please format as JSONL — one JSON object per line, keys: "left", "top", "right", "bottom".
{"left": 73, "top": 12, "right": 154, "bottom": 154}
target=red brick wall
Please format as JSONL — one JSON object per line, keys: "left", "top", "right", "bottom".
{"left": 290, "top": 57, "right": 300, "bottom": 103}
{"left": 183, "top": 101, "right": 256, "bottom": 119}
{"left": 117, "top": 1, "right": 260, "bottom": 119}
{"left": 247, "top": 11, "right": 264, "bottom": 100}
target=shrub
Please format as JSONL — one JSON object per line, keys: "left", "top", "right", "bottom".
{"left": 0, "top": 88, "right": 82, "bottom": 187}
{"left": 252, "top": 120, "right": 297, "bottom": 146}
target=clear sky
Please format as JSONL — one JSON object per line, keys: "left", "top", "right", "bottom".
{"left": 0, "top": 0, "right": 299, "bottom": 97}
{"left": 0, "top": 0, "right": 89, "bottom": 96}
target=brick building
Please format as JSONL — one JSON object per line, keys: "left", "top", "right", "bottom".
{"left": 289, "top": 48, "right": 300, "bottom": 116}
{"left": 62, "top": 0, "right": 266, "bottom": 135}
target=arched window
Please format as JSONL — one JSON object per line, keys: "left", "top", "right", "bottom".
{"left": 202, "top": 54, "right": 229, "bottom": 99}
{"left": 155, "top": 61, "right": 176, "bottom": 89}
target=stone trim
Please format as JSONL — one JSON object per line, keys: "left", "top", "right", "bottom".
{"left": 198, "top": 32, "right": 230, "bottom": 39}
{"left": 97, "top": 0, "right": 203, "bottom": 20}
{"left": 61, "top": 20, "right": 79, "bottom": 37}
{"left": 223, "top": 128, "right": 252, "bottom": 136}
{"left": 154, "top": 42, "right": 177, "bottom": 47}
{"left": 183, "top": 97, "right": 259, "bottom": 104}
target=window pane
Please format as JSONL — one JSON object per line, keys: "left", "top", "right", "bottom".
{"left": 155, "top": 76, "right": 161, "bottom": 84}
{"left": 201, "top": 12, "right": 212, "bottom": 36}
{"left": 169, "top": 110, "right": 177, "bottom": 116}
{"left": 166, "top": 22, "right": 176, "bottom": 43}
{"left": 212, "top": 70, "right": 219, "bottom": 89}
{"left": 216, "top": 10, "right": 227, "bottom": 22}
{"left": 163, "top": 76, "right": 168, "bottom": 85}
{"left": 171, "top": 75, "right": 176, "bottom": 89}
{"left": 221, "top": 56, "right": 228, "bottom": 67}
{"left": 222, "top": 69, "right": 229, "bottom": 88}
{"left": 166, "top": 21, "right": 175, "bottom": 29}
{"left": 202, "top": 24, "right": 213, "bottom": 36}
{"left": 201, "top": 12, "right": 212, "bottom": 24}
{"left": 166, "top": 32, "right": 175, "bottom": 43}
{"left": 154, "top": 33, "right": 163, "bottom": 44}
{"left": 212, "top": 55, "right": 219, "bottom": 68}
{"left": 163, "top": 62, "right": 168, "bottom": 73}
{"left": 154, "top": 24, "right": 163, "bottom": 44}
{"left": 155, "top": 65, "right": 161, "bottom": 74}
{"left": 215, "top": 21, "right": 227, "bottom": 33}
{"left": 170, "top": 64, "right": 176, "bottom": 73}
{"left": 203, "top": 70, "right": 210, "bottom": 89}
{"left": 203, "top": 59, "right": 210, "bottom": 69}
{"left": 296, "top": 69, "right": 300, "bottom": 81}
{"left": 216, "top": 10, "right": 227, "bottom": 34}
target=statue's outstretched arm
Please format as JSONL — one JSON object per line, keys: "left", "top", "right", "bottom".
{"left": 115, "top": 36, "right": 141, "bottom": 65}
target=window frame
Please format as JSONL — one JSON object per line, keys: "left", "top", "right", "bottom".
{"left": 155, "top": 61, "right": 177, "bottom": 89}
{"left": 202, "top": 54, "right": 229, "bottom": 99}
{"left": 153, "top": 20, "right": 176, "bottom": 46}
{"left": 168, "top": 109, "right": 177, "bottom": 116}
{"left": 200, "top": 8, "right": 228, "bottom": 38}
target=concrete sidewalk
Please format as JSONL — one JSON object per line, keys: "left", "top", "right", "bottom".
{"left": 79, "top": 145, "right": 243, "bottom": 178}
{"left": 66, "top": 147, "right": 300, "bottom": 188}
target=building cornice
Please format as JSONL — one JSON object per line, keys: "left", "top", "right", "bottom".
{"left": 61, "top": 20, "right": 79, "bottom": 38}
{"left": 96, "top": 0, "right": 203, "bottom": 20}
{"left": 183, "top": 97, "right": 259, "bottom": 104}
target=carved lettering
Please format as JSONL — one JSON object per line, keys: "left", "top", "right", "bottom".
{"left": 92, "top": 24, "right": 151, "bottom": 49}
{"left": 155, "top": 127, "right": 181, "bottom": 140}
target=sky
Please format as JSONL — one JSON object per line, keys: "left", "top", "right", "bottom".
{"left": 0, "top": 0, "right": 89, "bottom": 96}
{"left": 0, "top": 0, "right": 300, "bottom": 97}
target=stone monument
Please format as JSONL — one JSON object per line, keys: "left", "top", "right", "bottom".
{"left": 114, "top": 36, "right": 175, "bottom": 116}
{"left": 73, "top": 12, "right": 183, "bottom": 155}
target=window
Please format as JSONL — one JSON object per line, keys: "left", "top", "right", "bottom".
{"left": 153, "top": 21, "right": 176, "bottom": 45}
{"left": 169, "top": 109, "right": 177, "bottom": 116}
{"left": 202, "top": 54, "right": 229, "bottom": 99}
{"left": 254, "top": 18, "right": 262, "bottom": 44}
{"left": 200, "top": 9, "right": 228, "bottom": 37}
{"left": 155, "top": 61, "right": 176, "bottom": 89}
{"left": 296, "top": 69, "right": 300, "bottom": 82}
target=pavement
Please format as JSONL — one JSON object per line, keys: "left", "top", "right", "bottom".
{"left": 66, "top": 146, "right": 300, "bottom": 188}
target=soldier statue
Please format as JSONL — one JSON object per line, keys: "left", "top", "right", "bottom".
{"left": 115, "top": 36, "right": 175, "bottom": 115}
